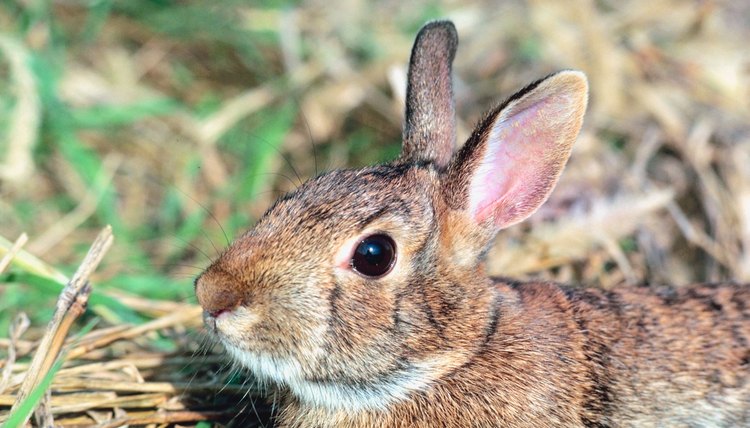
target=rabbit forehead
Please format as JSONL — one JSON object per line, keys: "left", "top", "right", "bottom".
{"left": 254, "top": 164, "right": 439, "bottom": 241}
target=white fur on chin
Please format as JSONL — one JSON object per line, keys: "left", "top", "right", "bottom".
{"left": 223, "top": 342, "right": 444, "bottom": 413}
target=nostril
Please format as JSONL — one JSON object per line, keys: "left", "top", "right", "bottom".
{"left": 209, "top": 308, "right": 230, "bottom": 318}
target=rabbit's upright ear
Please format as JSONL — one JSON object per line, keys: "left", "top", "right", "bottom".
{"left": 400, "top": 21, "right": 458, "bottom": 169}
{"left": 444, "top": 71, "right": 588, "bottom": 233}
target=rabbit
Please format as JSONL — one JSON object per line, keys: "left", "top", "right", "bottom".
{"left": 194, "top": 20, "right": 750, "bottom": 427}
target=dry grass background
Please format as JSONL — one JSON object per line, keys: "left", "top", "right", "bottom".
{"left": 1, "top": 0, "right": 749, "bottom": 426}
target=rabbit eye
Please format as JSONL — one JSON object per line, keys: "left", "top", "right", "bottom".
{"left": 351, "top": 234, "right": 396, "bottom": 278}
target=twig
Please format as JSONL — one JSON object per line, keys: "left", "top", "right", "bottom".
{"left": 9, "top": 226, "right": 114, "bottom": 425}
{"left": 93, "top": 410, "right": 232, "bottom": 428}
{"left": 0, "top": 313, "right": 30, "bottom": 394}
{"left": 0, "top": 392, "right": 168, "bottom": 414}
{"left": 0, "top": 233, "right": 28, "bottom": 274}
{"left": 66, "top": 305, "right": 203, "bottom": 360}
{"left": 667, "top": 202, "right": 733, "bottom": 268}
{"left": 51, "top": 379, "right": 247, "bottom": 394}
{"left": 32, "top": 389, "right": 53, "bottom": 428}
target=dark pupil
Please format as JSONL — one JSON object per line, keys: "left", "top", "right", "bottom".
{"left": 352, "top": 234, "right": 396, "bottom": 278}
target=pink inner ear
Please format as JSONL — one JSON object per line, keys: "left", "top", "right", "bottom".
{"left": 469, "top": 97, "right": 570, "bottom": 229}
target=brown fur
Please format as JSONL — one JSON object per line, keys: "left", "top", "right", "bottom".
{"left": 401, "top": 21, "right": 458, "bottom": 168}
{"left": 275, "top": 281, "right": 750, "bottom": 427}
{"left": 194, "top": 20, "right": 750, "bottom": 427}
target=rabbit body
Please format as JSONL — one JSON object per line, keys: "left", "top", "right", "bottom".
{"left": 280, "top": 280, "right": 750, "bottom": 428}
{"left": 195, "top": 21, "right": 750, "bottom": 427}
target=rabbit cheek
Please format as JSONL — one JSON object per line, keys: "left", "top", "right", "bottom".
{"left": 214, "top": 297, "right": 329, "bottom": 385}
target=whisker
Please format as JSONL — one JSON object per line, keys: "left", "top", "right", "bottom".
{"left": 169, "top": 182, "right": 231, "bottom": 248}
{"left": 245, "top": 128, "right": 304, "bottom": 187}
{"left": 294, "top": 95, "right": 319, "bottom": 177}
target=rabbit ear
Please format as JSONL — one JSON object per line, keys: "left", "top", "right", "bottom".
{"left": 400, "top": 20, "right": 458, "bottom": 169}
{"left": 444, "top": 71, "right": 588, "bottom": 232}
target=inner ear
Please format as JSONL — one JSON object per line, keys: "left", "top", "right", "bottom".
{"left": 399, "top": 20, "right": 458, "bottom": 169}
{"left": 444, "top": 71, "right": 589, "bottom": 231}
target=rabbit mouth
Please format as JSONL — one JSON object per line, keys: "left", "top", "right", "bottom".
{"left": 224, "top": 341, "right": 452, "bottom": 412}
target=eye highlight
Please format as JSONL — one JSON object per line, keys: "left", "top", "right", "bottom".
{"left": 350, "top": 234, "right": 396, "bottom": 278}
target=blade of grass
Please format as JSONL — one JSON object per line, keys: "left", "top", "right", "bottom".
{"left": 81, "top": 0, "right": 114, "bottom": 43}
{"left": 1, "top": 272, "right": 144, "bottom": 325}
{"left": 2, "top": 354, "right": 64, "bottom": 427}
{"left": 70, "top": 98, "right": 179, "bottom": 129}
{"left": 0, "top": 234, "right": 68, "bottom": 284}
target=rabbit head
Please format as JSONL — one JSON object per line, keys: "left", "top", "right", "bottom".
{"left": 195, "top": 20, "right": 588, "bottom": 413}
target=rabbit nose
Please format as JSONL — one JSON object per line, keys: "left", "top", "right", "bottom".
{"left": 194, "top": 272, "right": 243, "bottom": 318}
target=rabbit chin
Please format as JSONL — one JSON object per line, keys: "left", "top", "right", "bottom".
{"left": 223, "top": 341, "right": 449, "bottom": 413}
